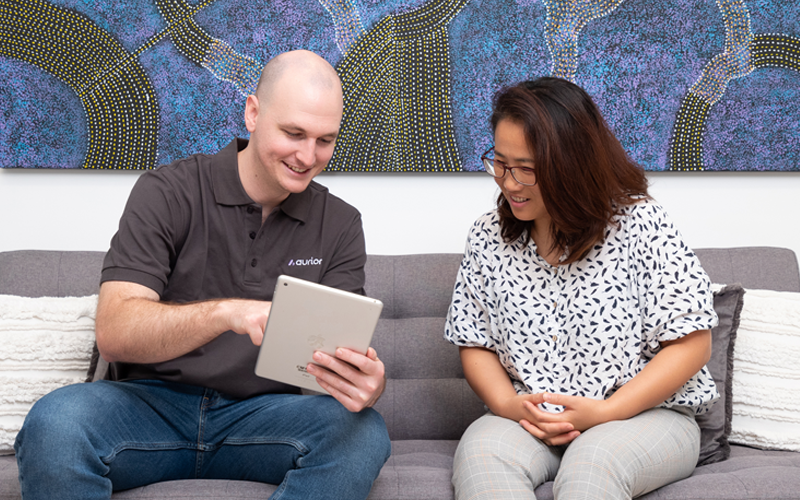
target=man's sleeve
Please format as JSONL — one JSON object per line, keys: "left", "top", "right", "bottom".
{"left": 101, "top": 170, "right": 187, "bottom": 297}
{"left": 319, "top": 211, "right": 367, "bottom": 296}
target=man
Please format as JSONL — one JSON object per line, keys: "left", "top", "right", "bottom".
{"left": 15, "top": 50, "right": 391, "bottom": 499}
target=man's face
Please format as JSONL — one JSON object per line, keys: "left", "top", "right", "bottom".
{"left": 244, "top": 80, "right": 342, "bottom": 199}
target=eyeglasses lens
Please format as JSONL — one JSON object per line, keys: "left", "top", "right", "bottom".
{"left": 483, "top": 158, "right": 536, "bottom": 186}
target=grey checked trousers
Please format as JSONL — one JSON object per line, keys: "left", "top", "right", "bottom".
{"left": 452, "top": 407, "right": 700, "bottom": 500}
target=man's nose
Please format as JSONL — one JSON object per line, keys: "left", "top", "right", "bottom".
{"left": 296, "top": 140, "right": 316, "bottom": 167}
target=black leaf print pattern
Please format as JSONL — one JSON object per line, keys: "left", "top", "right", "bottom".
{"left": 444, "top": 199, "right": 720, "bottom": 415}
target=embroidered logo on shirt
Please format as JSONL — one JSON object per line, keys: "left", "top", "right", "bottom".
{"left": 288, "top": 257, "right": 323, "bottom": 266}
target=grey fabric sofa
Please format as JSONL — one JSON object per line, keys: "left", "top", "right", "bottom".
{"left": 1, "top": 248, "right": 800, "bottom": 500}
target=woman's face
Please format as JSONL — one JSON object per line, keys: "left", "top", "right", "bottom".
{"left": 493, "top": 119, "right": 550, "bottom": 224}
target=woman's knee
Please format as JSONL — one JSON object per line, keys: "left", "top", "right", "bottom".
{"left": 453, "top": 414, "right": 558, "bottom": 498}
{"left": 554, "top": 443, "right": 628, "bottom": 500}
{"left": 554, "top": 409, "right": 701, "bottom": 499}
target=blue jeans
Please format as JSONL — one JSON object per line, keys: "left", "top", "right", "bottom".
{"left": 15, "top": 380, "right": 391, "bottom": 500}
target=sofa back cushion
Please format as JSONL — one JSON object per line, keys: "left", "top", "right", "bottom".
{"left": 2, "top": 247, "right": 799, "bottom": 444}
{"left": 365, "top": 254, "right": 485, "bottom": 440}
{"left": 0, "top": 251, "right": 105, "bottom": 298}
{"left": 366, "top": 248, "right": 800, "bottom": 441}
{"left": 695, "top": 247, "right": 800, "bottom": 291}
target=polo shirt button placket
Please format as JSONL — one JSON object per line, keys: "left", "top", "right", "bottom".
{"left": 251, "top": 258, "right": 258, "bottom": 267}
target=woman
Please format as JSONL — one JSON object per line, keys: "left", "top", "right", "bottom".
{"left": 444, "top": 77, "right": 719, "bottom": 500}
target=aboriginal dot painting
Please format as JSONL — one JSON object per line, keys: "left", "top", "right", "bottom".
{"left": 1, "top": 0, "right": 798, "bottom": 171}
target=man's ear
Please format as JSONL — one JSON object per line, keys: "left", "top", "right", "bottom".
{"left": 244, "top": 94, "right": 259, "bottom": 133}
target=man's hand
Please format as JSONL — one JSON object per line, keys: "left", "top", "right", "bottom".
{"left": 518, "top": 393, "right": 611, "bottom": 446}
{"left": 305, "top": 347, "right": 386, "bottom": 412}
{"left": 216, "top": 299, "right": 272, "bottom": 346}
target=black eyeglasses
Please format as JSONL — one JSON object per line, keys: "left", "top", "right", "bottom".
{"left": 480, "top": 147, "right": 537, "bottom": 186}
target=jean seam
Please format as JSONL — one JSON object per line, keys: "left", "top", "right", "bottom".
{"left": 208, "top": 437, "right": 310, "bottom": 455}
{"left": 195, "top": 389, "right": 214, "bottom": 477}
{"left": 101, "top": 441, "right": 198, "bottom": 465}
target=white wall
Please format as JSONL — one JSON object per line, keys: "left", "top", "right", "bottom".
{"left": 1, "top": 168, "right": 799, "bottom": 259}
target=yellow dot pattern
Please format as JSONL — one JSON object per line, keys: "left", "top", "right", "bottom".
{"left": 751, "top": 33, "right": 800, "bottom": 72}
{"left": 153, "top": 0, "right": 262, "bottom": 96}
{"left": 319, "top": 0, "right": 365, "bottom": 56}
{"left": 0, "top": 0, "right": 159, "bottom": 169}
{"left": 329, "top": 0, "right": 467, "bottom": 172}
{"left": 155, "top": 0, "right": 214, "bottom": 63}
{"left": 669, "top": 93, "right": 711, "bottom": 171}
{"left": 543, "top": 0, "right": 624, "bottom": 81}
{"left": 689, "top": 0, "right": 752, "bottom": 104}
{"left": 668, "top": 2, "right": 800, "bottom": 171}
{"left": 202, "top": 39, "right": 261, "bottom": 96}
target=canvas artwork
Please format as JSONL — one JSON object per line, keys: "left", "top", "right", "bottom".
{"left": 1, "top": 0, "right": 798, "bottom": 171}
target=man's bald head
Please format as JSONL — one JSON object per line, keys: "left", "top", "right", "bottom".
{"left": 255, "top": 50, "right": 342, "bottom": 106}
{"left": 239, "top": 50, "right": 344, "bottom": 208}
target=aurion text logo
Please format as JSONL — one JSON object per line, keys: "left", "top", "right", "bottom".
{"left": 288, "top": 257, "right": 322, "bottom": 266}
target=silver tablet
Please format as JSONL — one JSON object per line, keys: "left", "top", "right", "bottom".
{"left": 254, "top": 275, "right": 383, "bottom": 393}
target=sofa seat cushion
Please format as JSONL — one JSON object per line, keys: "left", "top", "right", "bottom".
{"left": 370, "top": 440, "right": 458, "bottom": 499}
{"left": 0, "top": 455, "right": 20, "bottom": 499}
{"left": 637, "top": 445, "right": 800, "bottom": 499}
{"left": 374, "top": 440, "right": 555, "bottom": 500}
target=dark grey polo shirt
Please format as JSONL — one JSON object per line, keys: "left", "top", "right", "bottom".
{"left": 101, "top": 138, "right": 366, "bottom": 399}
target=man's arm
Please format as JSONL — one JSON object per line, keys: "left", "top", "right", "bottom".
{"left": 95, "top": 281, "right": 272, "bottom": 364}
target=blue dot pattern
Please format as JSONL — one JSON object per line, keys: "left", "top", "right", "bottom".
{"left": 444, "top": 199, "right": 720, "bottom": 415}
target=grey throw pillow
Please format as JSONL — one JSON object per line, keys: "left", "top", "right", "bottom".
{"left": 695, "top": 284, "right": 744, "bottom": 466}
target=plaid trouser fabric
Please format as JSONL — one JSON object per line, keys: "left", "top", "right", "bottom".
{"left": 452, "top": 407, "right": 700, "bottom": 500}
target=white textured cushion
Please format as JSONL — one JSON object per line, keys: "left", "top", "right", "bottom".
{"left": 730, "top": 289, "right": 800, "bottom": 451}
{"left": 0, "top": 294, "right": 97, "bottom": 454}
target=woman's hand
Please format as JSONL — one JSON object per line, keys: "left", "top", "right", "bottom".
{"left": 517, "top": 393, "right": 611, "bottom": 445}
{"left": 494, "top": 394, "right": 581, "bottom": 445}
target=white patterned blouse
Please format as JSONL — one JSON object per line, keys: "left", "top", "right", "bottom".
{"left": 444, "top": 199, "right": 720, "bottom": 415}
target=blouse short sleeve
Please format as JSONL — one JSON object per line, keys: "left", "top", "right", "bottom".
{"left": 627, "top": 202, "right": 718, "bottom": 351}
{"left": 444, "top": 202, "right": 720, "bottom": 415}
{"left": 445, "top": 214, "right": 499, "bottom": 351}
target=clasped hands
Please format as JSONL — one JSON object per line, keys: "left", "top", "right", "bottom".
{"left": 499, "top": 393, "right": 613, "bottom": 446}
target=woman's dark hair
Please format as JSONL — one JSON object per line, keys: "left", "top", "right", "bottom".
{"left": 490, "top": 77, "right": 649, "bottom": 264}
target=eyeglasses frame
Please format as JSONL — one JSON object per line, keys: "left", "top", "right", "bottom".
{"left": 480, "top": 147, "right": 538, "bottom": 186}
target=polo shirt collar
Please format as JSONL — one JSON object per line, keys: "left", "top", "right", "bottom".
{"left": 211, "top": 138, "right": 315, "bottom": 223}
{"left": 279, "top": 184, "right": 315, "bottom": 223}
{"left": 212, "top": 138, "right": 252, "bottom": 206}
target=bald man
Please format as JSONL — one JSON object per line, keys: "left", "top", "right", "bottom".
{"left": 15, "top": 51, "right": 391, "bottom": 500}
